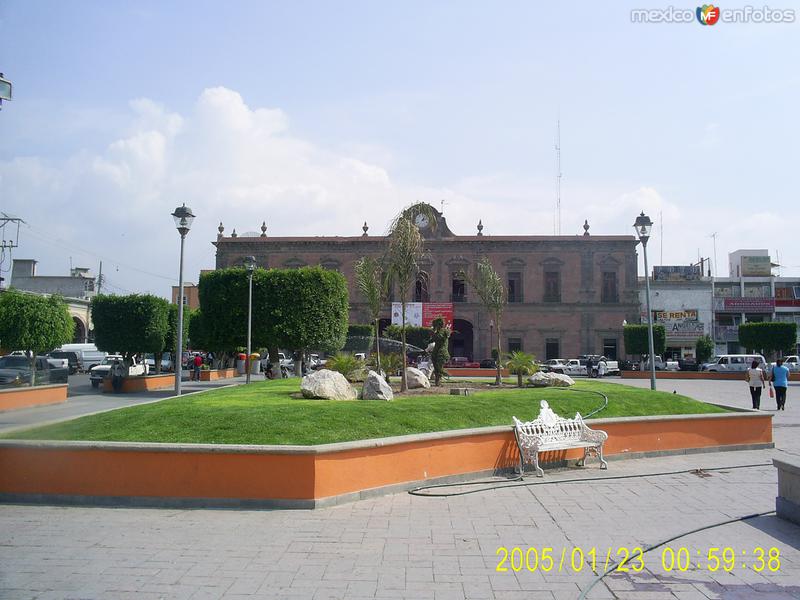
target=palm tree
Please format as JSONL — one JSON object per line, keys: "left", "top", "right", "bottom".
{"left": 384, "top": 203, "right": 436, "bottom": 391}
{"left": 460, "top": 257, "right": 506, "bottom": 385}
{"left": 355, "top": 256, "right": 384, "bottom": 374}
{"left": 505, "top": 351, "right": 537, "bottom": 387}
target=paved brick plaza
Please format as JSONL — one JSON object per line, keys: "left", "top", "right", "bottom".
{"left": 1, "top": 379, "right": 799, "bottom": 599}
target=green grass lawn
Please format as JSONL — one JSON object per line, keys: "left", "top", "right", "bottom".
{"left": 2, "top": 380, "right": 730, "bottom": 446}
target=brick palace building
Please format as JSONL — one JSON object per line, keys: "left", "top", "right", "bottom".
{"left": 212, "top": 205, "right": 641, "bottom": 361}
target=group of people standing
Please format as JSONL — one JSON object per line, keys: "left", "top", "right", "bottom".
{"left": 746, "top": 358, "right": 791, "bottom": 410}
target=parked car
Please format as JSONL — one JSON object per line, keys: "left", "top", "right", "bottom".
{"left": 479, "top": 358, "right": 498, "bottom": 369}
{"left": 702, "top": 354, "right": 767, "bottom": 373}
{"left": 579, "top": 355, "right": 620, "bottom": 376}
{"left": 445, "top": 356, "right": 480, "bottom": 368}
{"left": 0, "top": 355, "right": 69, "bottom": 387}
{"left": 539, "top": 359, "right": 567, "bottom": 373}
{"left": 89, "top": 355, "right": 148, "bottom": 388}
{"left": 48, "top": 350, "right": 80, "bottom": 375}
{"left": 551, "top": 359, "right": 588, "bottom": 377}
{"left": 678, "top": 357, "right": 699, "bottom": 371}
{"left": 55, "top": 343, "right": 107, "bottom": 372}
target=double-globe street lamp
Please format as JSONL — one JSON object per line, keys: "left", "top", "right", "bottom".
{"left": 634, "top": 211, "right": 657, "bottom": 391}
{"left": 244, "top": 256, "right": 256, "bottom": 384}
{"left": 172, "top": 204, "right": 195, "bottom": 396}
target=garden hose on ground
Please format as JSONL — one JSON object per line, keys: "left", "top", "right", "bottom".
{"left": 408, "top": 387, "right": 611, "bottom": 497}
{"left": 408, "top": 462, "right": 772, "bottom": 497}
{"left": 577, "top": 509, "right": 777, "bottom": 599}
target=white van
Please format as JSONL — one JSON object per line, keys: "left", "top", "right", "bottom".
{"left": 56, "top": 343, "right": 107, "bottom": 372}
{"left": 703, "top": 354, "right": 767, "bottom": 373}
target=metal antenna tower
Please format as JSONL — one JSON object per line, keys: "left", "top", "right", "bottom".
{"left": 709, "top": 232, "right": 718, "bottom": 277}
{"left": 555, "top": 120, "right": 562, "bottom": 235}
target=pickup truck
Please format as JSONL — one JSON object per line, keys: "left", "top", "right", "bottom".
{"left": 89, "top": 355, "right": 149, "bottom": 388}
{"left": 771, "top": 355, "right": 799, "bottom": 373}
{"left": 0, "top": 355, "right": 69, "bottom": 386}
{"left": 579, "top": 355, "right": 620, "bottom": 376}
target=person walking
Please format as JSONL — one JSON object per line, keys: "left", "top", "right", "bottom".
{"left": 597, "top": 358, "right": 607, "bottom": 379}
{"left": 192, "top": 353, "right": 203, "bottom": 381}
{"left": 772, "top": 358, "right": 791, "bottom": 411}
{"left": 745, "top": 359, "right": 766, "bottom": 410}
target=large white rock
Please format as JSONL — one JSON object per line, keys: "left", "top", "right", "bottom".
{"left": 361, "top": 370, "right": 394, "bottom": 401}
{"left": 301, "top": 369, "right": 357, "bottom": 400}
{"left": 405, "top": 367, "right": 431, "bottom": 389}
{"left": 528, "top": 372, "right": 575, "bottom": 388}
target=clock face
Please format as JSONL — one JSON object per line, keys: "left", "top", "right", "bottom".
{"left": 415, "top": 214, "right": 430, "bottom": 228}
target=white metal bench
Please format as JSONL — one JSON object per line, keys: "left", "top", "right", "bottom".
{"left": 513, "top": 400, "right": 608, "bottom": 477}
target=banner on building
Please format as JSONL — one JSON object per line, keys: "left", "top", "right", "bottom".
{"left": 720, "top": 297, "right": 775, "bottom": 312}
{"left": 653, "top": 309, "right": 698, "bottom": 322}
{"left": 653, "top": 266, "right": 701, "bottom": 281}
{"left": 666, "top": 321, "right": 705, "bottom": 340}
{"left": 741, "top": 255, "right": 772, "bottom": 277}
{"left": 391, "top": 302, "right": 453, "bottom": 327}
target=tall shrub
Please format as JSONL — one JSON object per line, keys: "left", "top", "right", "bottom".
{"left": 91, "top": 294, "right": 170, "bottom": 365}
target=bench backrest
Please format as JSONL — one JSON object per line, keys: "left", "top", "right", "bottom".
{"left": 513, "top": 400, "right": 584, "bottom": 445}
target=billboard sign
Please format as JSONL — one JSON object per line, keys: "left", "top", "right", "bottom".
{"left": 741, "top": 255, "right": 772, "bottom": 277}
{"left": 653, "top": 266, "right": 701, "bottom": 281}
{"left": 391, "top": 302, "right": 453, "bottom": 327}
{"left": 666, "top": 321, "right": 705, "bottom": 340}
{"left": 653, "top": 309, "right": 698, "bottom": 322}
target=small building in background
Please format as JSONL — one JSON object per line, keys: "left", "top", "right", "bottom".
{"left": 8, "top": 258, "right": 95, "bottom": 342}
{"left": 171, "top": 282, "right": 200, "bottom": 310}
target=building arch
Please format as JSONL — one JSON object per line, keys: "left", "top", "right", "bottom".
{"left": 72, "top": 316, "right": 86, "bottom": 343}
{"left": 449, "top": 319, "right": 474, "bottom": 360}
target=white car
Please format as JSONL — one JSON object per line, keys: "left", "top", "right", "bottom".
{"left": 771, "top": 355, "right": 799, "bottom": 373}
{"left": 89, "top": 355, "right": 149, "bottom": 388}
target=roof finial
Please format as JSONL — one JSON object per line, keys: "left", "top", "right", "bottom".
{"left": 218, "top": 222, "right": 224, "bottom": 239}
{"left": 231, "top": 228, "right": 238, "bottom": 238}
{"left": 362, "top": 221, "right": 369, "bottom": 237}
{"left": 260, "top": 221, "right": 267, "bottom": 237}
{"left": 583, "top": 219, "right": 590, "bottom": 236}
{"left": 477, "top": 220, "right": 484, "bottom": 236}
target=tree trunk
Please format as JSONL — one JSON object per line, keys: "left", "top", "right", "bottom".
{"left": 495, "top": 316, "right": 502, "bottom": 386}
{"left": 294, "top": 350, "right": 303, "bottom": 377}
{"left": 400, "top": 302, "right": 408, "bottom": 392}
{"left": 155, "top": 355, "right": 162, "bottom": 374}
{"left": 517, "top": 372, "right": 523, "bottom": 388}
{"left": 374, "top": 318, "right": 382, "bottom": 375}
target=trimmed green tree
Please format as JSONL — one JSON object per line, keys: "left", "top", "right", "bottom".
{"left": 342, "top": 323, "right": 375, "bottom": 354}
{"left": 430, "top": 317, "right": 451, "bottom": 386}
{"left": 695, "top": 335, "right": 714, "bottom": 364}
{"left": 623, "top": 324, "right": 666, "bottom": 359}
{"left": 460, "top": 257, "right": 506, "bottom": 385}
{"left": 0, "top": 289, "right": 74, "bottom": 386}
{"left": 91, "top": 294, "right": 170, "bottom": 368}
{"left": 738, "top": 322, "right": 797, "bottom": 358}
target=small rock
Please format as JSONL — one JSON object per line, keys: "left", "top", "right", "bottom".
{"left": 361, "top": 371, "right": 394, "bottom": 401}
{"left": 301, "top": 370, "right": 357, "bottom": 400}
{"left": 405, "top": 367, "right": 431, "bottom": 389}
{"left": 528, "top": 372, "right": 575, "bottom": 387}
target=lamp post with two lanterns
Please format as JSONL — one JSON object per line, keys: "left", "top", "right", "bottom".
{"left": 243, "top": 256, "right": 256, "bottom": 384}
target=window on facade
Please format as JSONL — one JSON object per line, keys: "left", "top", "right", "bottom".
{"left": 414, "top": 275, "right": 429, "bottom": 302}
{"left": 507, "top": 337, "right": 522, "bottom": 353}
{"left": 545, "top": 338, "right": 560, "bottom": 360}
{"left": 452, "top": 276, "right": 466, "bottom": 302}
{"left": 601, "top": 272, "right": 618, "bottom": 303}
{"left": 507, "top": 272, "right": 523, "bottom": 303}
{"left": 543, "top": 271, "right": 560, "bottom": 302}
{"left": 603, "top": 338, "right": 618, "bottom": 361}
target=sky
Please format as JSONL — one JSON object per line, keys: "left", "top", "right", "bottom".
{"left": 1, "top": 0, "right": 798, "bottom": 297}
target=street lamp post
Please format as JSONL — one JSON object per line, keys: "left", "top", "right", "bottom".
{"left": 171, "top": 204, "right": 195, "bottom": 396}
{"left": 244, "top": 256, "right": 256, "bottom": 384}
{"left": 634, "top": 211, "right": 657, "bottom": 391}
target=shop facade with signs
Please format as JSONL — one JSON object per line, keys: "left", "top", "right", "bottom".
{"left": 639, "top": 278, "right": 713, "bottom": 360}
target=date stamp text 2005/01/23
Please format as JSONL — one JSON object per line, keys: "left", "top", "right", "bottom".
{"left": 496, "top": 546, "right": 781, "bottom": 574}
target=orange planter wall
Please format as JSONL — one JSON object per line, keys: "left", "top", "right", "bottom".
{"left": 102, "top": 374, "right": 175, "bottom": 393}
{"left": 199, "top": 369, "right": 237, "bottom": 381}
{"left": 447, "top": 368, "right": 510, "bottom": 377}
{"left": 0, "top": 384, "right": 68, "bottom": 412}
{"left": 0, "top": 412, "right": 772, "bottom": 506}
{"left": 621, "top": 371, "right": 745, "bottom": 380}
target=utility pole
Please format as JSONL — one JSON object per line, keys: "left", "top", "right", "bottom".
{"left": 96, "top": 261, "right": 103, "bottom": 294}
{"left": 555, "top": 120, "right": 562, "bottom": 235}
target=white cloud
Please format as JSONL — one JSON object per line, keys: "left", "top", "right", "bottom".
{"left": 1, "top": 87, "right": 797, "bottom": 297}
